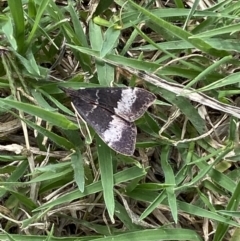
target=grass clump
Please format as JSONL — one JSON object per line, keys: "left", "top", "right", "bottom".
{"left": 0, "top": 0, "right": 240, "bottom": 240}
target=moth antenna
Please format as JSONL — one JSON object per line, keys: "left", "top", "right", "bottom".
{"left": 58, "top": 86, "right": 73, "bottom": 96}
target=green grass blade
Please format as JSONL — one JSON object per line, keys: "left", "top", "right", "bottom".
{"left": 8, "top": 0, "right": 25, "bottom": 52}
{"left": 97, "top": 136, "right": 115, "bottom": 222}
{"left": 71, "top": 149, "right": 85, "bottom": 192}
{"left": 0, "top": 99, "right": 78, "bottom": 130}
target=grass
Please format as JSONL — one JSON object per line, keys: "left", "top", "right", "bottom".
{"left": 0, "top": 0, "right": 240, "bottom": 240}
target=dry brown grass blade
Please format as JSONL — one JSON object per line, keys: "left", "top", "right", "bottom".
{"left": 117, "top": 64, "right": 240, "bottom": 119}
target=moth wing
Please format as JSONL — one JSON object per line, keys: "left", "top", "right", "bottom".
{"left": 71, "top": 98, "right": 137, "bottom": 156}
{"left": 67, "top": 87, "right": 156, "bottom": 122}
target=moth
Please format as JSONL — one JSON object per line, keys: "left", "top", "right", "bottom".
{"left": 61, "top": 87, "right": 156, "bottom": 156}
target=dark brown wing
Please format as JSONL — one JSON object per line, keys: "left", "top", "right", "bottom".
{"left": 63, "top": 87, "right": 156, "bottom": 122}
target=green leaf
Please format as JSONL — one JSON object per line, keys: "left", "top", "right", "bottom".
{"left": 100, "top": 27, "right": 120, "bottom": 58}
{"left": 89, "top": 22, "right": 115, "bottom": 86}
{"left": 97, "top": 136, "right": 115, "bottom": 222}
{"left": 72, "top": 149, "right": 85, "bottom": 192}
{"left": 8, "top": 0, "right": 25, "bottom": 52}
{"left": 161, "top": 146, "right": 177, "bottom": 223}
{"left": 26, "top": 0, "right": 51, "bottom": 47}
{"left": 0, "top": 99, "right": 78, "bottom": 130}
{"left": 0, "top": 161, "right": 29, "bottom": 202}
{"left": 94, "top": 0, "right": 115, "bottom": 16}
{"left": 35, "top": 166, "right": 147, "bottom": 211}
{"left": 128, "top": 0, "right": 228, "bottom": 57}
